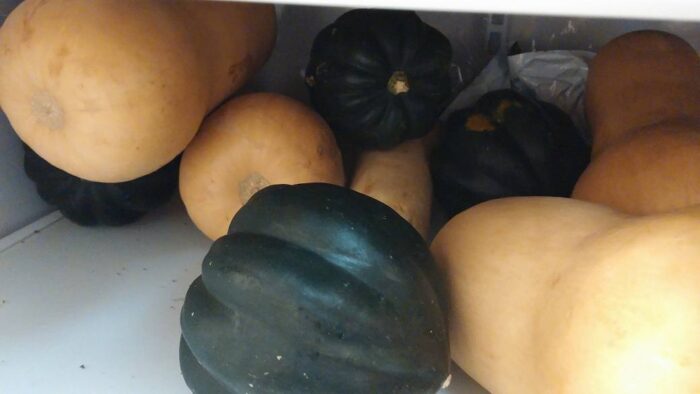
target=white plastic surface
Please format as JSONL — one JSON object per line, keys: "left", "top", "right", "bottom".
{"left": 232, "top": 0, "right": 700, "bottom": 22}
{"left": 0, "top": 201, "right": 207, "bottom": 393}
{"left": 0, "top": 200, "right": 487, "bottom": 394}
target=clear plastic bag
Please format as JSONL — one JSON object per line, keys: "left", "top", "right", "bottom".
{"left": 443, "top": 49, "right": 595, "bottom": 142}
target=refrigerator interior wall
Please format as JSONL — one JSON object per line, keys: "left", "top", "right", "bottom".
{"left": 245, "top": 5, "right": 491, "bottom": 101}
{"left": 1, "top": 2, "right": 700, "bottom": 393}
{"left": 0, "top": 113, "right": 52, "bottom": 238}
{"left": 507, "top": 14, "right": 700, "bottom": 51}
{"left": 238, "top": 0, "right": 700, "bottom": 22}
{"left": 0, "top": 0, "right": 51, "bottom": 238}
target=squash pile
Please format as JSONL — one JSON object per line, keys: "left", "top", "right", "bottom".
{"left": 431, "top": 30, "right": 700, "bottom": 394}
{"left": 1, "top": 0, "right": 277, "bottom": 226}
{"left": 304, "top": 9, "right": 455, "bottom": 238}
{"left": 178, "top": 10, "right": 454, "bottom": 393}
{"left": 4, "top": 1, "right": 700, "bottom": 393}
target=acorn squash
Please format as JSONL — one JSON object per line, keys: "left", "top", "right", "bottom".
{"left": 180, "top": 183, "right": 450, "bottom": 394}
{"left": 432, "top": 89, "right": 589, "bottom": 218}
{"left": 23, "top": 145, "right": 178, "bottom": 226}
{"left": 305, "top": 9, "right": 452, "bottom": 149}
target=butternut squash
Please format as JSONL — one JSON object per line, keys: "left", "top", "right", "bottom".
{"left": 0, "top": 0, "right": 276, "bottom": 182}
{"left": 432, "top": 197, "right": 700, "bottom": 394}
{"left": 350, "top": 129, "right": 436, "bottom": 238}
{"left": 572, "top": 30, "right": 700, "bottom": 214}
{"left": 179, "top": 93, "right": 345, "bottom": 240}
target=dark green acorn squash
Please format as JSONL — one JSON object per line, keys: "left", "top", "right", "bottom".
{"left": 432, "top": 89, "right": 590, "bottom": 218}
{"left": 23, "top": 145, "right": 179, "bottom": 226}
{"left": 305, "top": 9, "right": 453, "bottom": 150}
{"left": 179, "top": 183, "right": 449, "bottom": 394}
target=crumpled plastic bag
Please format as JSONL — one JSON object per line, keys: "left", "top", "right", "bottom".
{"left": 443, "top": 50, "right": 595, "bottom": 142}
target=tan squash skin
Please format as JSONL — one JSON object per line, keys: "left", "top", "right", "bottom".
{"left": 179, "top": 93, "right": 345, "bottom": 240}
{"left": 0, "top": 0, "right": 276, "bottom": 182}
{"left": 432, "top": 197, "right": 700, "bottom": 394}
{"left": 585, "top": 30, "right": 700, "bottom": 156}
{"left": 573, "top": 119, "right": 700, "bottom": 214}
{"left": 350, "top": 128, "right": 439, "bottom": 239}
{"left": 572, "top": 30, "right": 700, "bottom": 214}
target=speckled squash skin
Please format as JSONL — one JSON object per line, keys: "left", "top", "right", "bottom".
{"left": 572, "top": 30, "right": 700, "bottom": 214}
{"left": 178, "top": 93, "right": 345, "bottom": 241}
{"left": 180, "top": 183, "right": 450, "bottom": 394}
{"left": 0, "top": 0, "right": 276, "bottom": 182}
{"left": 432, "top": 196, "right": 700, "bottom": 394}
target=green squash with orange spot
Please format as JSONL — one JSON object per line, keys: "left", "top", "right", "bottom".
{"left": 431, "top": 89, "right": 590, "bottom": 218}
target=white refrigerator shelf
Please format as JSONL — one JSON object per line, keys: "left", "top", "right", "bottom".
{"left": 0, "top": 200, "right": 486, "bottom": 394}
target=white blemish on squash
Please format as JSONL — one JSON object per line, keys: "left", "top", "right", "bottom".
{"left": 239, "top": 172, "right": 270, "bottom": 204}
{"left": 31, "top": 91, "right": 64, "bottom": 130}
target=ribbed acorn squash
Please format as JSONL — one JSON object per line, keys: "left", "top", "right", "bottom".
{"left": 180, "top": 183, "right": 450, "bottom": 394}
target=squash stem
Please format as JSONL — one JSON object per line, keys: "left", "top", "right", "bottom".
{"left": 387, "top": 71, "right": 410, "bottom": 95}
